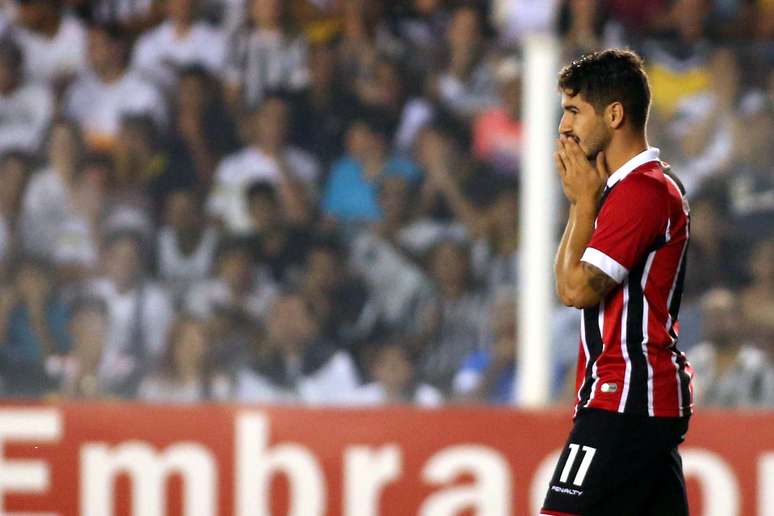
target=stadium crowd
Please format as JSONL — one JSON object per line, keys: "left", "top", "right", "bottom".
{"left": 0, "top": 0, "right": 770, "bottom": 407}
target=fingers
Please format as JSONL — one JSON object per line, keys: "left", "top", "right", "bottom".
{"left": 556, "top": 139, "right": 570, "bottom": 173}
{"left": 562, "top": 137, "right": 588, "bottom": 169}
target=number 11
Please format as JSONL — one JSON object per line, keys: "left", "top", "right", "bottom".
{"left": 559, "top": 443, "right": 597, "bottom": 487}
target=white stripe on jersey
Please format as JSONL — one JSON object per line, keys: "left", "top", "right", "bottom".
{"left": 618, "top": 283, "right": 632, "bottom": 412}
{"left": 641, "top": 251, "right": 657, "bottom": 416}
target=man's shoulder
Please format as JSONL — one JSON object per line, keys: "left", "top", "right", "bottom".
{"left": 612, "top": 164, "right": 671, "bottom": 201}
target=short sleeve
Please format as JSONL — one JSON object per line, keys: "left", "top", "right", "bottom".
{"left": 581, "top": 175, "right": 667, "bottom": 283}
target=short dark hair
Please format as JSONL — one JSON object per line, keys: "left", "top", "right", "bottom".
{"left": 558, "top": 49, "right": 651, "bottom": 131}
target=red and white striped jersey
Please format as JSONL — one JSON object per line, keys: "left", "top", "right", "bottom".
{"left": 575, "top": 148, "right": 694, "bottom": 418}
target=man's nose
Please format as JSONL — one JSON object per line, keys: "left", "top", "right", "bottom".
{"left": 558, "top": 117, "right": 573, "bottom": 136}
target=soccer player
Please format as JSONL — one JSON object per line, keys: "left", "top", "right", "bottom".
{"left": 540, "top": 49, "right": 694, "bottom": 516}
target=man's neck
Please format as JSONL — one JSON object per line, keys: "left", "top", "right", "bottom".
{"left": 603, "top": 132, "right": 649, "bottom": 179}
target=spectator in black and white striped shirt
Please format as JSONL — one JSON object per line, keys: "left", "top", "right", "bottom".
{"left": 223, "top": 0, "right": 309, "bottom": 111}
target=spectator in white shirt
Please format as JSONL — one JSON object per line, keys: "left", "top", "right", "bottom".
{"left": 157, "top": 189, "right": 219, "bottom": 307}
{"left": 0, "top": 38, "right": 52, "bottom": 155}
{"left": 235, "top": 291, "right": 360, "bottom": 404}
{"left": 347, "top": 339, "right": 443, "bottom": 407}
{"left": 11, "top": 0, "right": 87, "bottom": 87}
{"left": 436, "top": 6, "right": 498, "bottom": 120}
{"left": 224, "top": 0, "right": 309, "bottom": 110}
{"left": 20, "top": 118, "right": 84, "bottom": 260}
{"left": 185, "top": 238, "right": 276, "bottom": 324}
{"left": 132, "top": 0, "right": 226, "bottom": 90}
{"left": 207, "top": 94, "right": 318, "bottom": 233}
{"left": 64, "top": 22, "right": 167, "bottom": 152}
{"left": 52, "top": 154, "right": 112, "bottom": 289}
{"left": 88, "top": 230, "right": 174, "bottom": 397}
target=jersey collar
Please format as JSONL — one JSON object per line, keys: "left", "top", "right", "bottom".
{"left": 606, "top": 147, "right": 660, "bottom": 189}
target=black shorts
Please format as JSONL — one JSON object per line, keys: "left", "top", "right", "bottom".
{"left": 541, "top": 408, "right": 690, "bottom": 516}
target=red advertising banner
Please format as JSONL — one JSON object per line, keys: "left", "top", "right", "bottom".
{"left": 0, "top": 403, "right": 771, "bottom": 515}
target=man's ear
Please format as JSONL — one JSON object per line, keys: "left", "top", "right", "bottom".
{"left": 606, "top": 102, "right": 625, "bottom": 130}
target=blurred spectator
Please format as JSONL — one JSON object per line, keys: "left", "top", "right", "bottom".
{"left": 243, "top": 180, "right": 311, "bottom": 284}
{"left": 0, "top": 151, "right": 31, "bottom": 269}
{"left": 132, "top": 0, "right": 227, "bottom": 89}
{"left": 347, "top": 339, "right": 442, "bottom": 406}
{"left": 350, "top": 175, "right": 432, "bottom": 333}
{"left": 335, "top": 0, "right": 395, "bottom": 99}
{"left": 656, "top": 48, "right": 737, "bottom": 196}
{"left": 416, "top": 125, "right": 486, "bottom": 237}
{"left": 139, "top": 315, "right": 228, "bottom": 402}
{"left": 169, "top": 65, "right": 238, "bottom": 188}
{"left": 112, "top": 113, "right": 196, "bottom": 215}
{"left": 728, "top": 89, "right": 774, "bottom": 238}
{"left": 472, "top": 56, "right": 523, "bottom": 175}
{"left": 10, "top": 0, "right": 87, "bottom": 86}
{"left": 471, "top": 179, "right": 520, "bottom": 300}
{"left": 683, "top": 181, "right": 749, "bottom": 300}
{"left": 63, "top": 21, "right": 167, "bottom": 151}
{"left": 52, "top": 153, "right": 111, "bottom": 286}
{"left": 207, "top": 94, "right": 318, "bottom": 233}
{"left": 205, "top": 303, "right": 254, "bottom": 374}
{"left": 436, "top": 5, "right": 498, "bottom": 120}
{"left": 49, "top": 296, "right": 109, "bottom": 399}
{"left": 322, "top": 115, "right": 420, "bottom": 225}
{"left": 298, "top": 238, "right": 368, "bottom": 347}
{"left": 20, "top": 118, "right": 84, "bottom": 259}
{"left": 88, "top": 230, "right": 174, "bottom": 396}
{"left": 224, "top": 0, "right": 309, "bottom": 110}
{"left": 739, "top": 240, "right": 774, "bottom": 338}
{"left": 389, "top": 0, "right": 449, "bottom": 80}
{"left": 0, "top": 38, "right": 53, "bottom": 155}
{"left": 691, "top": 288, "right": 771, "bottom": 407}
{"left": 186, "top": 238, "right": 276, "bottom": 323}
{"left": 0, "top": 256, "right": 70, "bottom": 396}
{"left": 644, "top": 0, "right": 716, "bottom": 132}
{"left": 413, "top": 239, "right": 489, "bottom": 392}
{"left": 234, "top": 292, "right": 360, "bottom": 404}
{"left": 453, "top": 294, "right": 517, "bottom": 404}
{"left": 157, "top": 189, "right": 219, "bottom": 306}
{"left": 353, "top": 55, "right": 404, "bottom": 129}
{"left": 288, "top": 42, "right": 350, "bottom": 167}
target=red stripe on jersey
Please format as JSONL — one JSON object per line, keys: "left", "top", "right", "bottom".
{"left": 540, "top": 511, "right": 581, "bottom": 516}
{"left": 575, "top": 160, "right": 693, "bottom": 417}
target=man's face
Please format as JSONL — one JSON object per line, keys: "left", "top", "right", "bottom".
{"left": 559, "top": 91, "right": 611, "bottom": 160}
{"left": 88, "top": 29, "right": 124, "bottom": 75}
{"left": 267, "top": 296, "right": 317, "bottom": 351}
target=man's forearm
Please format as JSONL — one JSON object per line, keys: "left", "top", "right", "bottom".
{"left": 555, "top": 199, "right": 599, "bottom": 305}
